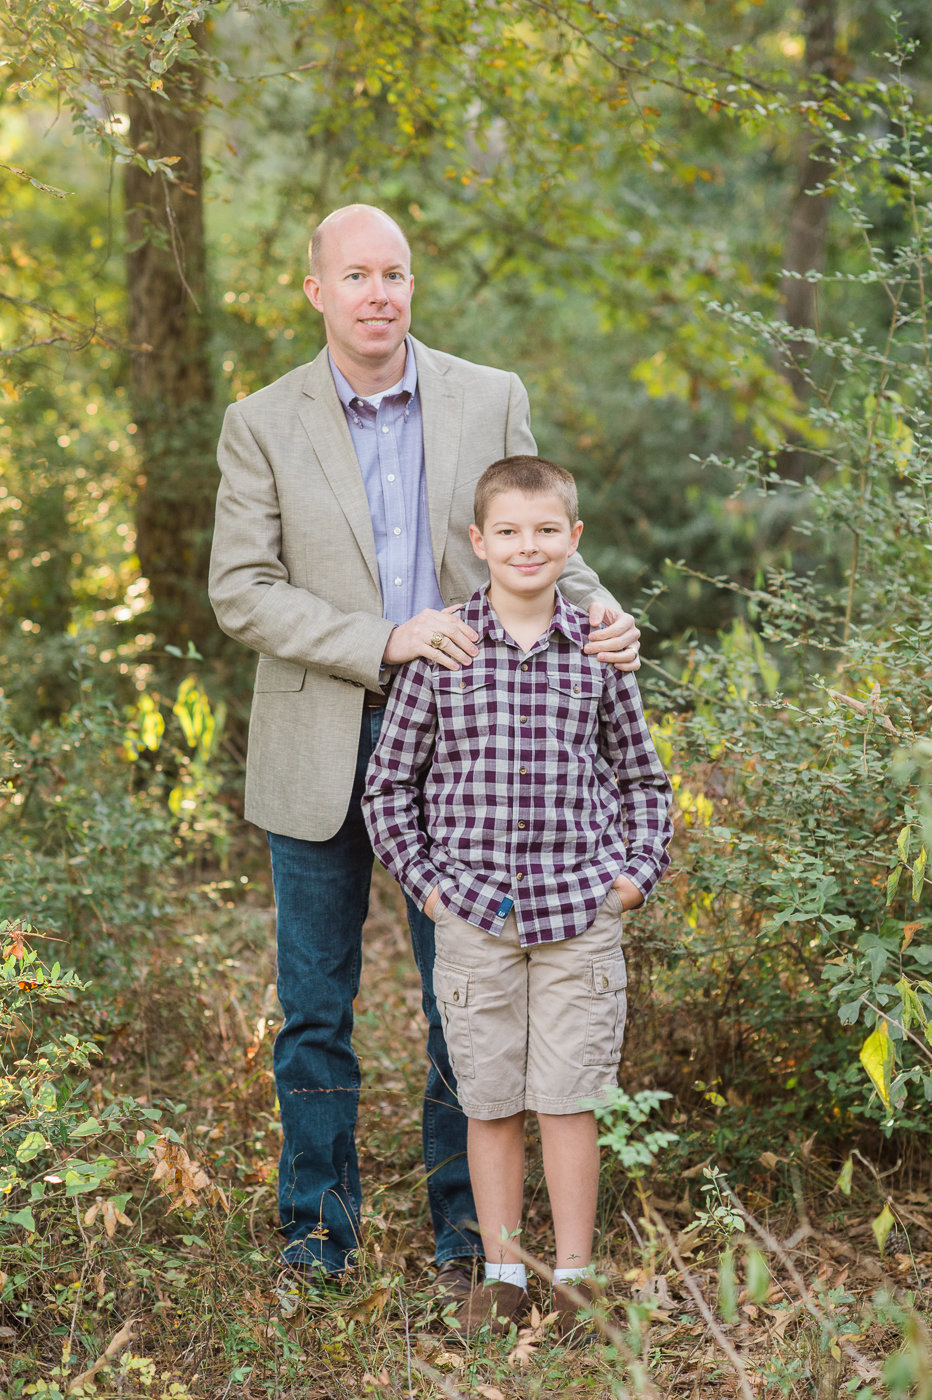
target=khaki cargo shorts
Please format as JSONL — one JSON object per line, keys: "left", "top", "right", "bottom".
{"left": 432, "top": 889, "right": 627, "bottom": 1120}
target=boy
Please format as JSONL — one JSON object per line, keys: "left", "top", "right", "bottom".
{"left": 362, "top": 455, "right": 672, "bottom": 1340}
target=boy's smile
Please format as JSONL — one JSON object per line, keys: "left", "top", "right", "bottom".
{"left": 469, "top": 489, "right": 584, "bottom": 608}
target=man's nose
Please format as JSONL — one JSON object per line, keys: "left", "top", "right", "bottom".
{"left": 368, "top": 278, "right": 389, "bottom": 303}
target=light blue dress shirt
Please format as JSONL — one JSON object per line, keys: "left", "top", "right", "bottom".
{"left": 329, "top": 338, "right": 444, "bottom": 627}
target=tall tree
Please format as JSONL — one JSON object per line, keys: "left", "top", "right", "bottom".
{"left": 123, "top": 21, "right": 216, "bottom": 647}
{"left": 780, "top": 0, "right": 841, "bottom": 403}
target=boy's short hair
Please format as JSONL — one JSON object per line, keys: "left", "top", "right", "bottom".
{"left": 473, "top": 455, "right": 579, "bottom": 531}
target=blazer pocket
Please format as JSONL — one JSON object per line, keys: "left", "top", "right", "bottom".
{"left": 253, "top": 657, "right": 307, "bottom": 693}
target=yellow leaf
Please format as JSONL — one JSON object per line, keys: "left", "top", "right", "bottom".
{"left": 834, "top": 1156, "right": 853, "bottom": 1196}
{"left": 859, "top": 1022, "right": 893, "bottom": 1108}
{"left": 871, "top": 1202, "right": 895, "bottom": 1254}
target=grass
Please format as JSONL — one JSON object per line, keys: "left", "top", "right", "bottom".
{"left": 1, "top": 843, "right": 931, "bottom": 1399}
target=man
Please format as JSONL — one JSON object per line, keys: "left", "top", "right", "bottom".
{"left": 208, "top": 204, "right": 641, "bottom": 1293}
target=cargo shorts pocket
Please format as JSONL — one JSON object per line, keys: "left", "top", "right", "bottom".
{"left": 583, "top": 950, "right": 628, "bottom": 1067}
{"left": 433, "top": 959, "right": 476, "bottom": 1081}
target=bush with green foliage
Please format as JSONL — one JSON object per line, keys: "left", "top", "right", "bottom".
{"left": 642, "top": 46, "right": 932, "bottom": 1162}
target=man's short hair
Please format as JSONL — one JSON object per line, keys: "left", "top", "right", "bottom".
{"left": 307, "top": 204, "right": 411, "bottom": 277}
{"left": 473, "top": 455, "right": 579, "bottom": 531}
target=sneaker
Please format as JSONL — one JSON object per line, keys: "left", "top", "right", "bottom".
{"left": 449, "top": 1279, "right": 529, "bottom": 1340}
{"left": 433, "top": 1257, "right": 480, "bottom": 1305}
{"left": 551, "top": 1276, "right": 602, "bottom": 1346}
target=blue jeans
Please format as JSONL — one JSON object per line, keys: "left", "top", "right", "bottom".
{"left": 267, "top": 709, "right": 480, "bottom": 1274}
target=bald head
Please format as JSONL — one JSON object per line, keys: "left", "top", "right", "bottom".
{"left": 308, "top": 204, "right": 411, "bottom": 279}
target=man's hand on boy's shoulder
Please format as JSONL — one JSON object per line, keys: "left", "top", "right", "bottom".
{"left": 585, "top": 604, "right": 641, "bottom": 672}
{"left": 382, "top": 604, "right": 479, "bottom": 673}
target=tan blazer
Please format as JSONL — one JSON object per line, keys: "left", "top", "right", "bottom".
{"left": 209, "top": 336, "right": 613, "bottom": 841}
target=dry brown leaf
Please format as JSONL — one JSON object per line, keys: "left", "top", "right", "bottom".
{"left": 345, "top": 1285, "right": 390, "bottom": 1322}
{"left": 148, "top": 1135, "right": 228, "bottom": 1213}
{"left": 477, "top": 1388, "right": 506, "bottom": 1400}
{"left": 66, "top": 1317, "right": 136, "bottom": 1393}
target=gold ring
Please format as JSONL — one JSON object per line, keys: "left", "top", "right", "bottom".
{"left": 429, "top": 631, "right": 446, "bottom": 650}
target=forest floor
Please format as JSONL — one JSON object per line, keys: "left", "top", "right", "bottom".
{"left": 9, "top": 848, "right": 932, "bottom": 1399}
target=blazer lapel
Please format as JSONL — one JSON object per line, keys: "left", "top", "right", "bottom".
{"left": 297, "top": 352, "right": 381, "bottom": 595}
{"left": 414, "top": 338, "right": 463, "bottom": 577}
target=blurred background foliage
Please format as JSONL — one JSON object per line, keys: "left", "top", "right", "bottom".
{"left": 2, "top": 0, "right": 932, "bottom": 1193}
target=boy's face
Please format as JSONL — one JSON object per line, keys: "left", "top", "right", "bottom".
{"left": 468, "top": 489, "right": 583, "bottom": 602}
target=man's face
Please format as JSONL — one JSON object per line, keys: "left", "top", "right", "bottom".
{"left": 303, "top": 210, "right": 413, "bottom": 384}
{"left": 468, "top": 490, "right": 583, "bottom": 604}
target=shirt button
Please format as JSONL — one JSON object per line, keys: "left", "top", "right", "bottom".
{"left": 387, "top": 474, "right": 396, "bottom": 482}
{"left": 519, "top": 715, "right": 527, "bottom": 723}
{"left": 393, "top": 527, "right": 402, "bottom": 536}
{"left": 516, "top": 872, "right": 524, "bottom": 881}
{"left": 519, "top": 767, "right": 527, "bottom": 775}
{"left": 521, "top": 664, "right": 529, "bottom": 672}
{"left": 517, "top": 821, "right": 526, "bottom": 829}
{"left": 394, "top": 577, "right": 403, "bottom": 586}
{"left": 600, "top": 974, "right": 609, "bottom": 990}
{"left": 381, "top": 425, "right": 390, "bottom": 434}
{"left": 573, "top": 685, "right": 581, "bottom": 694}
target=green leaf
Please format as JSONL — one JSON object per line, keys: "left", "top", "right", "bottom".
{"left": 835, "top": 1156, "right": 854, "bottom": 1196}
{"left": 745, "top": 1248, "right": 770, "bottom": 1304}
{"left": 2, "top": 1206, "right": 36, "bottom": 1231}
{"left": 886, "top": 865, "right": 903, "bottom": 905}
{"left": 859, "top": 1023, "right": 894, "bottom": 1109}
{"left": 15, "top": 1132, "right": 47, "bottom": 1163}
{"left": 69, "top": 1117, "right": 103, "bottom": 1139}
{"left": 718, "top": 1246, "right": 737, "bottom": 1323}
{"left": 897, "top": 826, "right": 912, "bottom": 862}
{"left": 871, "top": 1202, "right": 895, "bottom": 1254}
{"left": 912, "top": 846, "right": 927, "bottom": 901}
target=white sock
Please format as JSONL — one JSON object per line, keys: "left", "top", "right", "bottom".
{"left": 553, "top": 1266, "right": 592, "bottom": 1285}
{"left": 484, "top": 1262, "right": 527, "bottom": 1290}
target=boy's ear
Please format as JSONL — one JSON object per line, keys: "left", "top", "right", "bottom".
{"left": 568, "top": 520, "right": 583, "bottom": 556}
{"left": 468, "top": 523, "right": 487, "bottom": 560}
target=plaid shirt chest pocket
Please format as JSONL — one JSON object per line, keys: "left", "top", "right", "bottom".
{"left": 434, "top": 661, "right": 499, "bottom": 732}
{"left": 544, "top": 665, "right": 602, "bottom": 746}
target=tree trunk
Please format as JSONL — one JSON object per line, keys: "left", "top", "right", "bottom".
{"left": 777, "top": 0, "right": 839, "bottom": 477}
{"left": 124, "top": 25, "right": 216, "bottom": 648}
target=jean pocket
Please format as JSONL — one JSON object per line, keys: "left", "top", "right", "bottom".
{"left": 433, "top": 959, "right": 476, "bottom": 1080}
{"left": 583, "top": 950, "right": 628, "bottom": 1067}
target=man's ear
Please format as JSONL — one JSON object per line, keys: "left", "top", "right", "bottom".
{"left": 468, "top": 523, "right": 486, "bottom": 560}
{"left": 303, "top": 273, "right": 323, "bottom": 312}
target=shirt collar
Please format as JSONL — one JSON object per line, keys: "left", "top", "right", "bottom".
{"left": 328, "top": 334, "right": 418, "bottom": 411}
{"left": 464, "top": 585, "right": 588, "bottom": 649}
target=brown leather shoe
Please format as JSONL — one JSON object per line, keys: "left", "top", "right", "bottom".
{"left": 450, "top": 1279, "right": 529, "bottom": 1339}
{"left": 551, "top": 1276, "right": 601, "bottom": 1346}
{"left": 433, "top": 1257, "right": 480, "bottom": 1305}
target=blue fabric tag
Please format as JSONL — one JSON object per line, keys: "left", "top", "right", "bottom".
{"left": 495, "top": 897, "right": 514, "bottom": 920}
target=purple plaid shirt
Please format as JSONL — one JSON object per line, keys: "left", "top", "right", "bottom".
{"left": 363, "top": 587, "right": 673, "bottom": 947}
